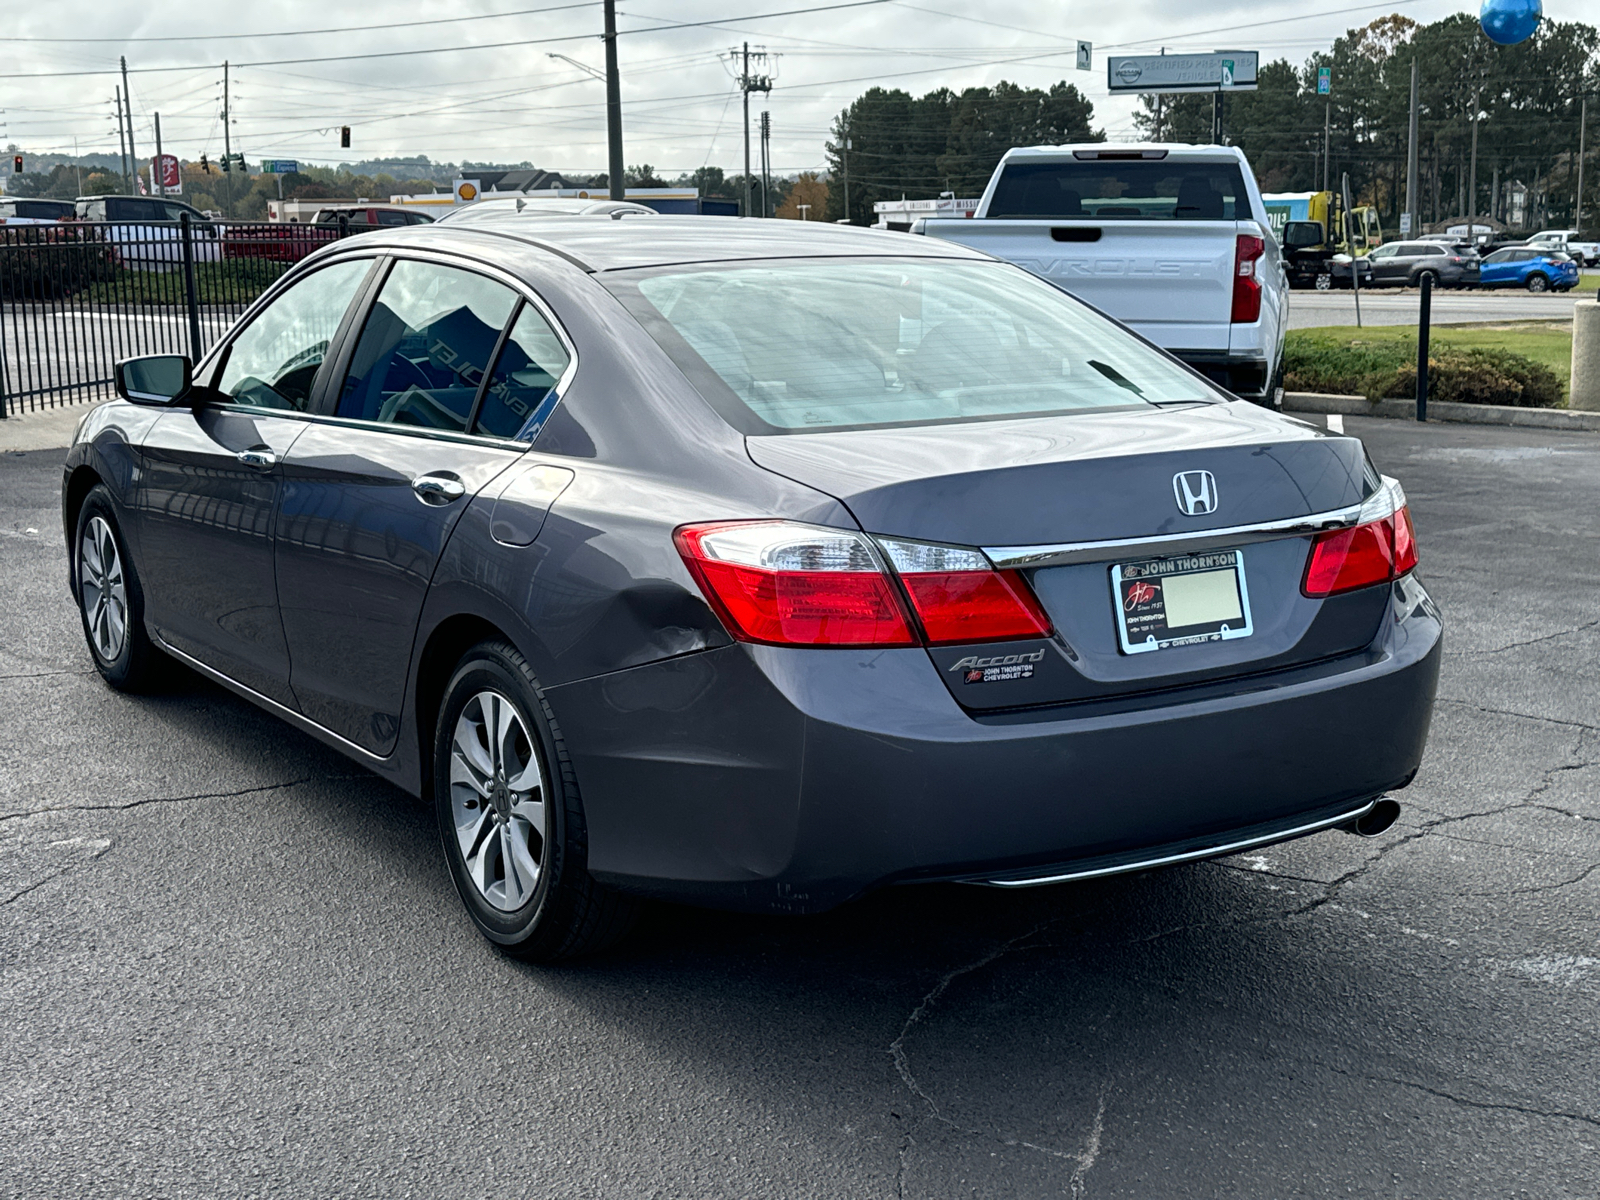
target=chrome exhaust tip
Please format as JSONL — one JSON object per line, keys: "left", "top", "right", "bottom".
{"left": 1343, "top": 797, "right": 1401, "bottom": 838}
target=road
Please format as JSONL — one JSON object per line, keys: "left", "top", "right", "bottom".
{"left": 3, "top": 416, "right": 1598, "bottom": 1197}
{"left": 1289, "top": 285, "right": 1589, "bottom": 328}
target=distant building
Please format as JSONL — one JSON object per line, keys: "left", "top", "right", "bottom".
{"left": 872, "top": 195, "right": 979, "bottom": 231}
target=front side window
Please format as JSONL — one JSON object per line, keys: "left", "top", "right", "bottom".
{"left": 613, "top": 258, "right": 1214, "bottom": 434}
{"left": 215, "top": 259, "right": 373, "bottom": 411}
{"left": 376, "top": 209, "right": 409, "bottom": 226}
{"left": 335, "top": 259, "right": 518, "bottom": 432}
{"left": 986, "top": 160, "right": 1249, "bottom": 221}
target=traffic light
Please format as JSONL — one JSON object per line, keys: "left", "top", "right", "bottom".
{"left": 201, "top": 153, "right": 211, "bottom": 174}
{"left": 11, "top": 155, "right": 20, "bottom": 174}
{"left": 340, "top": 126, "right": 351, "bottom": 149}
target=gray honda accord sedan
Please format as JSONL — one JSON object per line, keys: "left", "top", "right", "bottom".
{"left": 63, "top": 218, "right": 1440, "bottom": 960}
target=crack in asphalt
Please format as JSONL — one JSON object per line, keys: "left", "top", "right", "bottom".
{"left": 888, "top": 926, "right": 1113, "bottom": 1190}
{"left": 0, "top": 777, "right": 328, "bottom": 825}
{"left": 0, "top": 668, "right": 93, "bottom": 681}
{"left": 1364, "top": 1073, "right": 1600, "bottom": 1130}
{"left": 1452, "top": 619, "right": 1600, "bottom": 656}
{"left": 1436, "top": 698, "right": 1600, "bottom": 734}
{"left": 2, "top": 837, "right": 114, "bottom": 907}
{"left": 1509, "top": 860, "right": 1600, "bottom": 895}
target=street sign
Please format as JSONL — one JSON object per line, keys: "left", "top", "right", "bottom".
{"left": 1106, "top": 51, "right": 1259, "bottom": 94}
{"left": 262, "top": 160, "right": 299, "bottom": 174}
{"left": 1317, "top": 66, "right": 1332, "bottom": 95}
{"left": 1399, "top": 213, "right": 1413, "bottom": 236}
{"left": 152, "top": 154, "right": 181, "bottom": 195}
{"left": 1076, "top": 41, "right": 1092, "bottom": 72}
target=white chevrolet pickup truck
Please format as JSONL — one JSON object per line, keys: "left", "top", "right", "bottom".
{"left": 919, "top": 144, "right": 1287, "bottom": 406}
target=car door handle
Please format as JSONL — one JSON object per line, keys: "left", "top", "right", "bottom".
{"left": 412, "top": 473, "right": 466, "bottom": 505}
{"left": 236, "top": 449, "right": 277, "bottom": 470}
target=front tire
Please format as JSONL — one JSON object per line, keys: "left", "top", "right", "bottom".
{"left": 433, "top": 640, "right": 636, "bottom": 962}
{"left": 74, "top": 484, "right": 167, "bottom": 692}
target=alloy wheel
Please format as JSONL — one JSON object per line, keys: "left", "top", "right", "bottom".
{"left": 80, "top": 515, "right": 128, "bottom": 663}
{"left": 449, "top": 690, "right": 549, "bottom": 911}
{"left": 1527, "top": 273, "right": 1548, "bottom": 293}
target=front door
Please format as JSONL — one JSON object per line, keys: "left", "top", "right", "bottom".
{"left": 131, "top": 257, "right": 375, "bottom": 703}
{"left": 275, "top": 258, "right": 572, "bottom": 755}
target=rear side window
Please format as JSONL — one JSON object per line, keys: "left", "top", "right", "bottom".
{"left": 474, "top": 305, "right": 571, "bottom": 439}
{"left": 987, "top": 159, "right": 1250, "bottom": 220}
{"left": 335, "top": 260, "right": 518, "bottom": 432}
{"left": 15, "top": 200, "right": 72, "bottom": 219}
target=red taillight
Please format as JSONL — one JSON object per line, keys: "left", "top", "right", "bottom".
{"left": 675, "top": 523, "right": 1053, "bottom": 649}
{"left": 1232, "top": 233, "right": 1264, "bottom": 324}
{"left": 675, "top": 523, "right": 914, "bottom": 646}
{"left": 1302, "top": 482, "right": 1419, "bottom": 597}
{"left": 898, "top": 570, "right": 1052, "bottom": 645}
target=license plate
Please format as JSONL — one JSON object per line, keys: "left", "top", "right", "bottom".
{"left": 1111, "top": 549, "right": 1254, "bottom": 655}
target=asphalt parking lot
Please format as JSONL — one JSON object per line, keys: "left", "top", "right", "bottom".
{"left": 2, "top": 412, "right": 1597, "bottom": 1198}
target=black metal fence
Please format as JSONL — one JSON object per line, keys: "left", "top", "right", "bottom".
{"left": 0, "top": 216, "right": 350, "bottom": 416}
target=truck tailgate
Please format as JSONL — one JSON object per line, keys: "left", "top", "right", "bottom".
{"left": 923, "top": 219, "right": 1238, "bottom": 352}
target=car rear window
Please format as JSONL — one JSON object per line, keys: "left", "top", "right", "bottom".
{"left": 608, "top": 258, "right": 1217, "bottom": 434}
{"left": 9, "top": 200, "right": 73, "bottom": 219}
{"left": 987, "top": 159, "right": 1250, "bottom": 220}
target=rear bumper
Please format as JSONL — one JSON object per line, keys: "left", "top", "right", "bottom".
{"left": 550, "top": 576, "right": 1442, "bottom": 913}
{"left": 1173, "top": 350, "right": 1270, "bottom": 398}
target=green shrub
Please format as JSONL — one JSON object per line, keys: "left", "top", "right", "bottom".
{"left": 1285, "top": 337, "right": 1562, "bottom": 408}
{"left": 0, "top": 228, "right": 120, "bottom": 299}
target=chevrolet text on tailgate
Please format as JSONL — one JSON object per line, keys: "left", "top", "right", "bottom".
{"left": 920, "top": 144, "right": 1287, "bottom": 407}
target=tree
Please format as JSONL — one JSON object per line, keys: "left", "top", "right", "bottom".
{"left": 777, "top": 172, "right": 828, "bottom": 220}
{"left": 821, "top": 80, "right": 1101, "bottom": 223}
{"left": 625, "top": 163, "right": 666, "bottom": 187}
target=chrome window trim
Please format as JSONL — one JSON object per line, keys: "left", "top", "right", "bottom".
{"left": 204, "top": 246, "right": 580, "bottom": 440}
{"left": 984, "top": 477, "right": 1404, "bottom": 570}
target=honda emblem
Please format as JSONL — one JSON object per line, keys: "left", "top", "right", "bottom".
{"left": 1173, "top": 470, "right": 1218, "bottom": 516}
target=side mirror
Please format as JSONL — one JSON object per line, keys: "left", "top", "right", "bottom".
{"left": 115, "top": 355, "right": 192, "bottom": 406}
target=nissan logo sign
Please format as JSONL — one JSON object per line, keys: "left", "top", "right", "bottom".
{"left": 1115, "top": 61, "right": 1144, "bottom": 85}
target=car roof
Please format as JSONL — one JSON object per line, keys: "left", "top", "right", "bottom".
{"left": 409, "top": 214, "right": 990, "bottom": 271}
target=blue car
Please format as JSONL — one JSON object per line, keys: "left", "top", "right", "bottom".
{"left": 1476, "top": 247, "right": 1581, "bottom": 293}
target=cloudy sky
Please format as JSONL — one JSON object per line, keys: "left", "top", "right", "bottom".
{"left": 2, "top": 0, "right": 1585, "bottom": 178}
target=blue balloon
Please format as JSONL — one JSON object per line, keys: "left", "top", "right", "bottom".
{"left": 1480, "top": 0, "right": 1541, "bottom": 45}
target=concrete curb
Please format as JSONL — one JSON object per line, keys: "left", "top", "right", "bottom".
{"left": 0, "top": 397, "right": 108, "bottom": 453}
{"left": 1282, "top": 391, "right": 1600, "bottom": 432}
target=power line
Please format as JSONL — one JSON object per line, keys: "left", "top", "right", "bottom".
{"left": 0, "top": 1, "right": 598, "bottom": 43}
{"left": 0, "top": 0, "right": 896, "bottom": 79}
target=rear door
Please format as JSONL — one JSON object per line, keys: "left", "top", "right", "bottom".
{"left": 274, "top": 255, "right": 574, "bottom": 754}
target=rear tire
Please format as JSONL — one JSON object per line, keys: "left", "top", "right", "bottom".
{"left": 1415, "top": 269, "right": 1439, "bottom": 290}
{"left": 74, "top": 484, "right": 167, "bottom": 692}
{"left": 432, "top": 640, "right": 637, "bottom": 962}
{"left": 1314, "top": 273, "right": 1332, "bottom": 291}
{"left": 1526, "top": 273, "right": 1549, "bottom": 293}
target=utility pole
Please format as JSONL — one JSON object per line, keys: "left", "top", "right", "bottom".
{"left": 154, "top": 111, "right": 164, "bottom": 198}
{"left": 603, "top": 0, "right": 624, "bottom": 201}
{"left": 759, "top": 110, "right": 771, "bottom": 218}
{"left": 114, "top": 88, "right": 129, "bottom": 192}
{"left": 742, "top": 44, "right": 751, "bottom": 216}
{"left": 121, "top": 56, "right": 137, "bottom": 192}
{"left": 1468, "top": 85, "right": 1480, "bottom": 235}
{"left": 1322, "top": 104, "right": 1330, "bottom": 194}
{"left": 735, "top": 43, "right": 772, "bottom": 217}
{"left": 1577, "top": 95, "right": 1588, "bottom": 234}
{"left": 1404, "top": 58, "right": 1419, "bottom": 237}
{"left": 222, "top": 61, "right": 232, "bottom": 217}
{"left": 838, "top": 131, "right": 851, "bottom": 225}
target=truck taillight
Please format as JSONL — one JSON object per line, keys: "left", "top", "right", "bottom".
{"left": 1232, "top": 234, "right": 1265, "bottom": 324}
{"left": 674, "top": 523, "right": 1052, "bottom": 648}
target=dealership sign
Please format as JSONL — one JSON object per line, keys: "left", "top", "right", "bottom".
{"left": 1106, "top": 51, "right": 1259, "bottom": 94}
{"left": 151, "top": 153, "right": 181, "bottom": 194}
